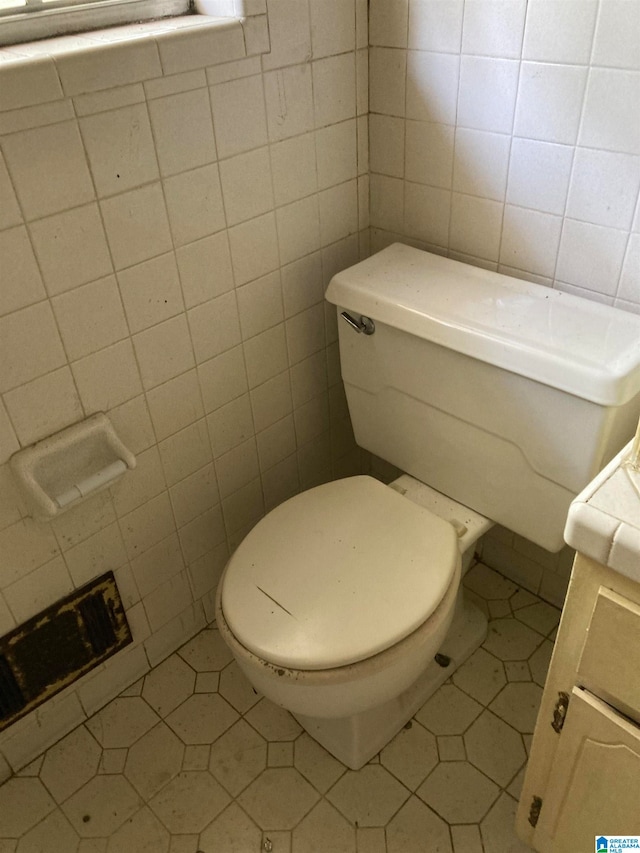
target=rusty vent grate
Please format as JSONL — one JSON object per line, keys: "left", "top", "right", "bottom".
{"left": 0, "top": 571, "right": 131, "bottom": 732}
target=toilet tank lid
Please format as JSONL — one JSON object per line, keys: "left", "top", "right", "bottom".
{"left": 325, "top": 243, "right": 640, "bottom": 407}
{"left": 220, "top": 476, "right": 460, "bottom": 670}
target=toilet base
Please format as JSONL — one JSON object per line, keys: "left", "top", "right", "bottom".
{"left": 293, "top": 591, "right": 487, "bottom": 769}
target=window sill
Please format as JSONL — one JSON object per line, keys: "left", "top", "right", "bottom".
{"left": 0, "top": 8, "right": 269, "bottom": 111}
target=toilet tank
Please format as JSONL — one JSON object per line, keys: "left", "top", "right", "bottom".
{"left": 325, "top": 244, "right": 640, "bottom": 552}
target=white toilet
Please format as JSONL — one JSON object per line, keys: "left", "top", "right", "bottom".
{"left": 216, "top": 243, "right": 640, "bottom": 769}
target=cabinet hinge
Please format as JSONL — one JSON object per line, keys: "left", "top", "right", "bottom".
{"left": 528, "top": 795, "right": 543, "bottom": 827}
{"left": 551, "top": 691, "right": 570, "bottom": 733}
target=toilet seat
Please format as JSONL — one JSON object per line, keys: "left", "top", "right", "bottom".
{"left": 220, "top": 476, "right": 459, "bottom": 671}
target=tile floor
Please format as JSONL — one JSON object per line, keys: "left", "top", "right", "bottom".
{"left": 0, "top": 563, "right": 561, "bottom": 853}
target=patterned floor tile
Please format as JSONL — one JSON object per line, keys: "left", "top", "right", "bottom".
{"left": 148, "top": 771, "right": 230, "bottom": 834}
{"left": 141, "top": 654, "right": 196, "bottom": 718}
{"left": 0, "top": 779, "right": 56, "bottom": 838}
{"left": 86, "top": 698, "right": 159, "bottom": 749}
{"left": 386, "top": 796, "right": 452, "bottom": 853}
{"left": 327, "top": 765, "right": 409, "bottom": 827}
{"left": 238, "top": 768, "right": 319, "bottom": 831}
{"left": 489, "top": 683, "right": 544, "bottom": 734}
{"left": 464, "top": 710, "right": 527, "bottom": 786}
{"left": 208, "top": 719, "right": 267, "bottom": 797}
{"left": 292, "top": 800, "right": 356, "bottom": 853}
{"left": 379, "top": 721, "right": 438, "bottom": 790}
{"left": 452, "top": 647, "right": 507, "bottom": 705}
{"left": 416, "top": 762, "right": 499, "bottom": 824}
{"left": 415, "top": 684, "right": 482, "bottom": 735}
{"left": 0, "top": 562, "right": 550, "bottom": 852}
{"left": 39, "top": 727, "right": 101, "bottom": 803}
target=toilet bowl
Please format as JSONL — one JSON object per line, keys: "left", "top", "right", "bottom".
{"left": 215, "top": 244, "right": 640, "bottom": 768}
{"left": 215, "top": 475, "right": 490, "bottom": 767}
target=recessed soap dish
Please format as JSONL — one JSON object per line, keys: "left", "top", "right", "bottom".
{"left": 10, "top": 413, "right": 136, "bottom": 520}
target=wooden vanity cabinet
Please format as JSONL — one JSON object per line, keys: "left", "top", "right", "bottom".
{"left": 516, "top": 553, "right": 640, "bottom": 850}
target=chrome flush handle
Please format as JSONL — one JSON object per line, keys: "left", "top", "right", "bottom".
{"left": 341, "top": 311, "right": 375, "bottom": 335}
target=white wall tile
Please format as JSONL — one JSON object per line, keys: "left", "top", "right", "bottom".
{"left": 143, "top": 570, "right": 193, "bottom": 632}
{"left": 265, "top": 65, "right": 315, "bottom": 141}
{"left": 4, "top": 556, "right": 73, "bottom": 624}
{"left": 506, "top": 138, "right": 573, "bottom": 215}
{"left": 0, "top": 401, "right": 20, "bottom": 464}
{"left": 108, "top": 396, "right": 155, "bottom": 455}
{"left": 370, "top": 0, "right": 409, "bottom": 48}
{"left": 208, "top": 393, "right": 255, "bottom": 457}
{"left": 197, "top": 346, "right": 248, "bottom": 414}
{"left": 30, "top": 204, "right": 113, "bottom": 296}
{"left": 178, "top": 505, "right": 226, "bottom": 565}
{"left": 158, "top": 419, "right": 212, "bottom": 488}
{"left": 406, "top": 50, "right": 459, "bottom": 125}
{"left": 80, "top": 104, "right": 159, "bottom": 198}
{"left": 309, "top": 0, "right": 355, "bottom": 58}
{"left": 170, "top": 465, "right": 220, "bottom": 530}
{"left": 270, "top": 132, "right": 318, "bottom": 206}
{"left": 371, "top": 174, "right": 405, "bottom": 235}
{"left": 110, "top": 445, "right": 166, "bottom": 519}
{"left": 313, "top": 54, "right": 357, "bottom": 128}
{"left": 453, "top": 128, "right": 510, "bottom": 201}
{"left": 369, "top": 48, "right": 406, "bottom": 117}
{"left": 356, "top": 47, "right": 369, "bottom": 116}
{"left": 461, "top": 0, "right": 527, "bottom": 59}
{"left": 0, "top": 518, "right": 60, "bottom": 587}
{"left": 256, "top": 414, "right": 296, "bottom": 471}
{"left": 176, "top": 232, "right": 234, "bottom": 310}
{"left": 318, "top": 180, "right": 358, "bottom": 246}
{"left": 450, "top": 193, "right": 504, "bottom": 261}
{"left": 556, "top": 219, "right": 628, "bottom": 295}
{"left": 0, "top": 152, "right": 22, "bottom": 231}
{"left": 408, "top": 0, "right": 464, "bottom": 53}
{"left": 101, "top": 183, "right": 173, "bottom": 270}
{"left": 250, "top": 370, "right": 293, "bottom": 431}
{"left": 403, "top": 182, "right": 451, "bottom": 246}
{"left": 522, "top": 0, "right": 597, "bottom": 64}
{"left": 3, "top": 367, "right": 83, "bottom": 447}
{"left": 146, "top": 369, "right": 205, "bottom": 442}
{"left": 243, "top": 325, "right": 289, "bottom": 389}
{"left": 514, "top": 63, "right": 587, "bottom": 145}
{"left": 215, "top": 437, "right": 260, "bottom": 497}
{"left": 579, "top": 69, "right": 640, "bottom": 155}
{"left": 618, "top": 233, "right": 640, "bottom": 302}
{"left": 219, "top": 147, "right": 275, "bottom": 226}
{"left": 120, "top": 491, "right": 175, "bottom": 560}
{"left": 285, "top": 302, "right": 324, "bottom": 365}
{"left": 0, "top": 226, "right": 46, "bottom": 317}
{"left": 1, "top": 121, "right": 94, "bottom": 221}
{"left": 55, "top": 41, "right": 161, "bottom": 97}
{"left": 566, "top": 148, "right": 640, "bottom": 231}
{"left": 369, "top": 114, "right": 405, "bottom": 179}
{"left": 222, "top": 476, "right": 264, "bottom": 534}
{"left": 164, "top": 163, "right": 227, "bottom": 247}
{"left": 0, "top": 302, "right": 66, "bottom": 394}
{"left": 405, "top": 121, "right": 454, "bottom": 189}
{"left": 228, "top": 212, "right": 280, "bottom": 285}
{"left": 261, "top": 0, "right": 311, "bottom": 71}
{"left": 148, "top": 89, "right": 217, "bottom": 177}
{"left": 117, "top": 253, "right": 185, "bottom": 334}
{"left": 592, "top": 0, "right": 640, "bottom": 70}
{"left": 188, "top": 292, "right": 241, "bottom": 363}
{"left": 499, "top": 206, "right": 562, "bottom": 278}
{"left": 210, "top": 75, "right": 268, "bottom": 158}
{"left": 133, "top": 314, "right": 195, "bottom": 390}
{"left": 52, "top": 276, "right": 128, "bottom": 361}
{"left": 315, "top": 119, "right": 358, "bottom": 190}
{"left": 236, "top": 271, "right": 284, "bottom": 339}
{"left": 71, "top": 340, "right": 143, "bottom": 413}
{"left": 458, "top": 56, "right": 519, "bottom": 134}
{"left": 276, "top": 195, "right": 321, "bottom": 264}
{"left": 281, "top": 252, "right": 324, "bottom": 318}
{"left": 64, "top": 523, "right": 128, "bottom": 588}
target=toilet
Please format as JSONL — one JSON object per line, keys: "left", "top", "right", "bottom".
{"left": 216, "top": 243, "right": 640, "bottom": 769}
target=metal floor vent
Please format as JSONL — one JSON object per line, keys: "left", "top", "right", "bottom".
{"left": 0, "top": 571, "right": 131, "bottom": 732}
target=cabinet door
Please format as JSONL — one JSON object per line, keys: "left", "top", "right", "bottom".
{"left": 533, "top": 687, "right": 640, "bottom": 852}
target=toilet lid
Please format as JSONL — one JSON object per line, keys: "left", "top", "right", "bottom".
{"left": 220, "top": 476, "right": 459, "bottom": 670}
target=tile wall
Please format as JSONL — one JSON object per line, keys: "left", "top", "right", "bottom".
{"left": 0, "top": 0, "right": 369, "bottom": 774}
{"left": 368, "top": 0, "right": 640, "bottom": 604}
